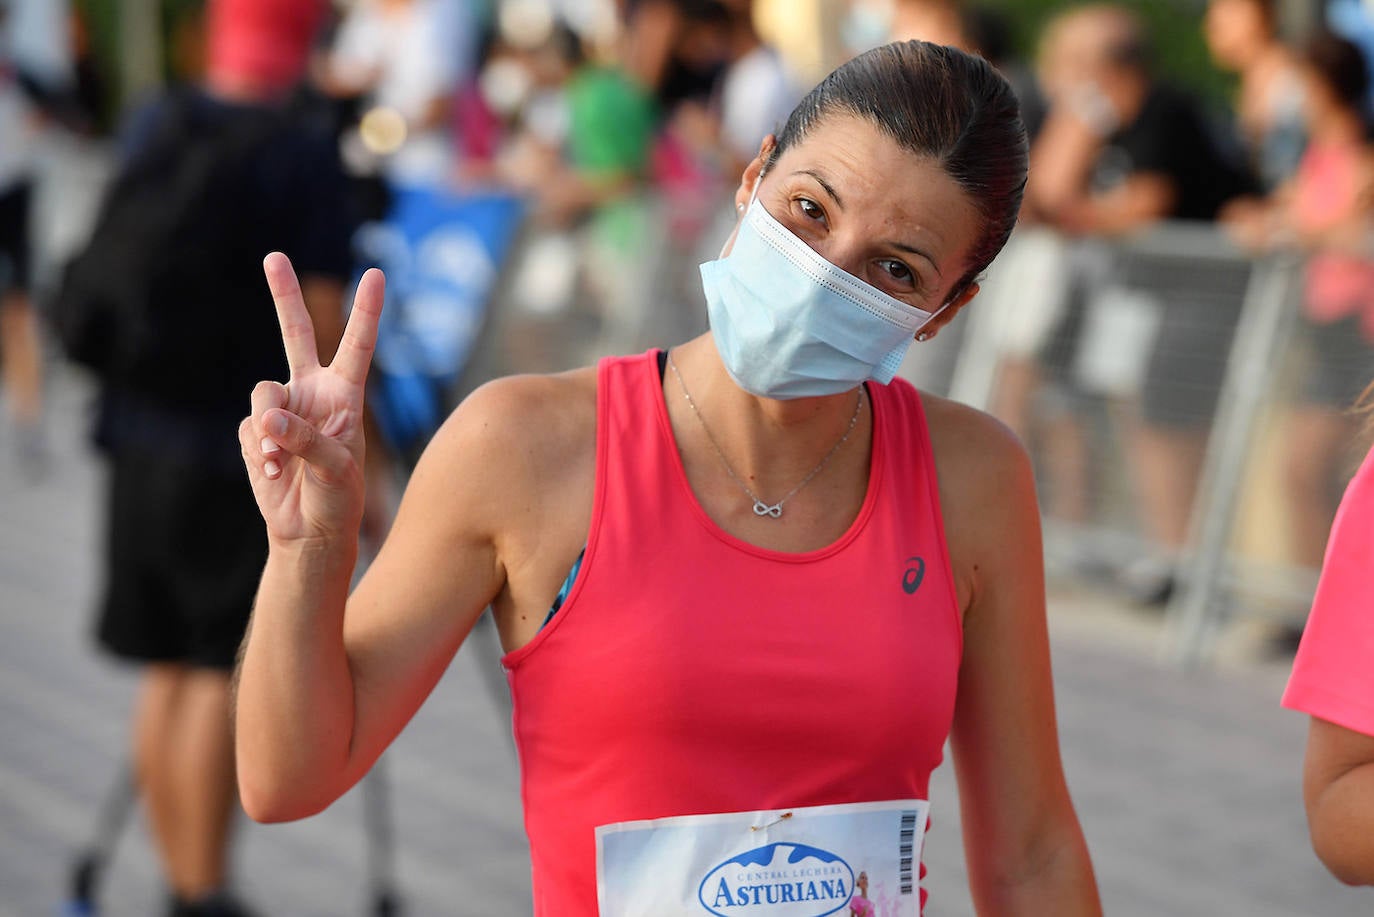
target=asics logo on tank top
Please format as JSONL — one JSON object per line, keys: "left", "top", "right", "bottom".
{"left": 902, "top": 557, "right": 926, "bottom": 595}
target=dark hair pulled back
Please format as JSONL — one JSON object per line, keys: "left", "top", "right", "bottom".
{"left": 1305, "top": 30, "right": 1372, "bottom": 115}
{"left": 767, "top": 41, "right": 1028, "bottom": 296}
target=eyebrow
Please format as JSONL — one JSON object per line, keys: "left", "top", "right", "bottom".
{"left": 890, "top": 240, "right": 942, "bottom": 277}
{"left": 793, "top": 169, "right": 844, "bottom": 209}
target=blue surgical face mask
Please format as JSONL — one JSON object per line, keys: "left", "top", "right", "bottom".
{"left": 701, "top": 193, "right": 950, "bottom": 400}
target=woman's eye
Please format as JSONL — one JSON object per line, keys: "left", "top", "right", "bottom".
{"left": 797, "top": 198, "right": 825, "bottom": 222}
{"left": 878, "top": 259, "right": 914, "bottom": 285}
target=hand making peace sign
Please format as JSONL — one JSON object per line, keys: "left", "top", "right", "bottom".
{"left": 239, "top": 252, "right": 385, "bottom": 546}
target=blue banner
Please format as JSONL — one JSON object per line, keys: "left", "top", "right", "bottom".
{"left": 354, "top": 185, "right": 524, "bottom": 456}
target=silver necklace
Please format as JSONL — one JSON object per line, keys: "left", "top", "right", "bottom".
{"left": 667, "top": 353, "right": 864, "bottom": 519}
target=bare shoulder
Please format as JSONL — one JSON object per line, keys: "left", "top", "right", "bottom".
{"left": 917, "top": 392, "right": 1040, "bottom": 613}
{"left": 353, "top": 367, "right": 600, "bottom": 661}
{"left": 918, "top": 391, "right": 1035, "bottom": 501}
{"left": 443, "top": 367, "right": 598, "bottom": 448}
{"left": 395, "top": 366, "right": 599, "bottom": 540}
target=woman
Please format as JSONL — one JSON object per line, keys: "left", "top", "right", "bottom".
{"left": 1230, "top": 32, "right": 1374, "bottom": 596}
{"left": 849, "top": 870, "right": 875, "bottom": 916}
{"left": 234, "top": 41, "right": 1100, "bottom": 914}
{"left": 1283, "top": 418, "right": 1374, "bottom": 884}
{"left": 1283, "top": 384, "right": 1374, "bottom": 885}
{"left": 1279, "top": 34, "right": 1374, "bottom": 581}
{"left": 1204, "top": 0, "right": 1307, "bottom": 194}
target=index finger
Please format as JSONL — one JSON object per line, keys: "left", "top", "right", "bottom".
{"left": 331, "top": 267, "right": 386, "bottom": 385}
{"left": 264, "top": 252, "right": 319, "bottom": 376}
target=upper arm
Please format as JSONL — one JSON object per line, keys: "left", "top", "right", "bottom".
{"left": 1305, "top": 716, "right": 1374, "bottom": 810}
{"left": 931, "top": 407, "right": 1088, "bottom": 897}
{"left": 1025, "top": 109, "right": 1106, "bottom": 218}
{"left": 1303, "top": 716, "right": 1374, "bottom": 885}
{"left": 946, "top": 424, "right": 1067, "bottom": 842}
{"left": 336, "top": 378, "right": 544, "bottom": 769}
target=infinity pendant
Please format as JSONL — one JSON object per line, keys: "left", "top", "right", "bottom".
{"left": 753, "top": 500, "right": 783, "bottom": 519}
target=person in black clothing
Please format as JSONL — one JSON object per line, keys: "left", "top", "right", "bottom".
{"left": 621, "top": 0, "right": 733, "bottom": 112}
{"left": 1030, "top": 4, "right": 1251, "bottom": 231}
{"left": 1025, "top": 4, "right": 1256, "bottom": 602}
{"left": 82, "top": 0, "right": 356, "bottom": 913}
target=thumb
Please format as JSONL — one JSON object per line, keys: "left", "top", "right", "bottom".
{"left": 261, "top": 408, "right": 357, "bottom": 483}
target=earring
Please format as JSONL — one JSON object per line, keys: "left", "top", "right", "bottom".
{"left": 917, "top": 332, "right": 931, "bottom": 343}
{"left": 736, "top": 202, "right": 746, "bottom": 213}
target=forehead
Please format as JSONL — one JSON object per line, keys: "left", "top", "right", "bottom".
{"left": 768, "top": 113, "right": 983, "bottom": 273}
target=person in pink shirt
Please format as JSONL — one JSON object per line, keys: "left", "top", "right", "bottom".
{"left": 1228, "top": 32, "right": 1374, "bottom": 589}
{"left": 1283, "top": 388, "right": 1374, "bottom": 885}
{"left": 849, "top": 870, "right": 876, "bottom": 916}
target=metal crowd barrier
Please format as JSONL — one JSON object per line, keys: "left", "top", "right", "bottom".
{"left": 941, "top": 220, "right": 1368, "bottom": 666}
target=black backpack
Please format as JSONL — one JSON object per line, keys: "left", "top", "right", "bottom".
{"left": 53, "top": 90, "right": 289, "bottom": 402}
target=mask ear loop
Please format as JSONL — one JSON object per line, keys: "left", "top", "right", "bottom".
{"left": 916, "top": 270, "right": 980, "bottom": 341}
{"left": 914, "top": 295, "right": 957, "bottom": 342}
{"left": 718, "top": 177, "right": 764, "bottom": 260}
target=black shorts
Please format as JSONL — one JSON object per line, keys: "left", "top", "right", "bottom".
{"left": 96, "top": 447, "right": 267, "bottom": 671}
{"left": 1299, "top": 313, "right": 1374, "bottom": 409}
{"left": 0, "top": 180, "right": 32, "bottom": 293}
{"left": 1121, "top": 248, "right": 1251, "bottom": 429}
{"left": 1140, "top": 294, "right": 1243, "bottom": 428}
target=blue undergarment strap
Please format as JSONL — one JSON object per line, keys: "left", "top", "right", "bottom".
{"left": 539, "top": 546, "right": 586, "bottom": 631}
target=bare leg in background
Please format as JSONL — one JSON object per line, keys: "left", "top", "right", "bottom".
{"left": 133, "top": 664, "right": 239, "bottom": 901}
{"left": 993, "top": 358, "right": 1093, "bottom": 525}
{"left": 1283, "top": 407, "right": 1356, "bottom": 570}
{"left": 1127, "top": 423, "right": 1208, "bottom": 602}
{"left": 0, "top": 288, "right": 43, "bottom": 427}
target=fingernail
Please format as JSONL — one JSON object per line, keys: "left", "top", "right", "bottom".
{"left": 261, "top": 436, "right": 280, "bottom": 455}
{"left": 264, "top": 460, "right": 281, "bottom": 478}
{"left": 267, "top": 414, "right": 288, "bottom": 436}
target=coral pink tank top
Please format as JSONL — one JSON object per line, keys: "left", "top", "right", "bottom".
{"left": 502, "top": 351, "right": 963, "bottom": 915}
{"left": 1292, "top": 139, "right": 1374, "bottom": 339}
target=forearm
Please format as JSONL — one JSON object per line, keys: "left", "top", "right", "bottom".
{"left": 1309, "top": 760, "right": 1374, "bottom": 885}
{"left": 538, "top": 170, "right": 637, "bottom": 225}
{"left": 233, "top": 536, "right": 360, "bottom": 822}
{"left": 1058, "top": 196, "right": 1152, "bottom": 236}
{"left": 1026, "top": 111, "right": 1104, "bottom": 220}
{"left": 971, "top": 825, "right": 1101, "bottom": 916}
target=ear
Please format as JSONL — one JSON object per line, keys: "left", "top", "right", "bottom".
{"left": 735, "top": 134, "right": 777, "bottom": 211}
{"left": 917, "top": 282, "right": 980, "bottom": 342}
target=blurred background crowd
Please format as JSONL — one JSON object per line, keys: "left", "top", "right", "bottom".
{"left": 1, "top": 0, "right": 1371, "bottom": 637}
{"left": 2, "top": 0, "right": 1373, "bottom": 689}
{"left": 4, "top": 0, "right": 1374, "bottom": 910}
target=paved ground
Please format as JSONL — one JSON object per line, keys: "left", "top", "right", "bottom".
{"left": 2, "top": 361, "right": 1371, "bottom": 917}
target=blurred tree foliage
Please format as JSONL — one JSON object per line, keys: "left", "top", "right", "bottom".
{"left": 70, "top": 0, "right": 119, "bottom": 125}
{"left": 71, "top": 0, "right": 207, "bottom": 123}
{"left": 71, "top": 0, "right": 1236, "bottom": 123}
{"left": 978, "top": 0, "right": 1233, "bottom": 107}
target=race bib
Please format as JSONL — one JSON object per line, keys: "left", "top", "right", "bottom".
{"left": 595, "top": 799, "right": 929, "bottom": 917}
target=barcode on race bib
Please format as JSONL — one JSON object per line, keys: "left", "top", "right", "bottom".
{"left": 898, "top": 809, "right": 917, "bottom": 894}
